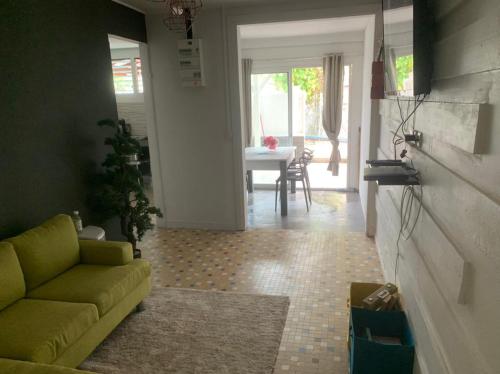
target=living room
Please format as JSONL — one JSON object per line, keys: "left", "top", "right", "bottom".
{"left": 1, "top": 0, "right": 499, "bottom": 374}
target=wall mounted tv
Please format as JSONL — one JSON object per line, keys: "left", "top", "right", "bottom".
{"left": 383, "top": 0, "right": 433, "bottom": 96}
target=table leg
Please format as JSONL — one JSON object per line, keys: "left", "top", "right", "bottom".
{"left": 280, "top": 161, "right": 288, "bottom": 216}
{"left": 247, "top": 170, "right": 253, "bottom": 193}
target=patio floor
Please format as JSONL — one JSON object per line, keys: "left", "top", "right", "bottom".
{"left": 252, "top": 162, "right": 348, "bottom": 190}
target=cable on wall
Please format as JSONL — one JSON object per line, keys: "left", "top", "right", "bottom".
{"left": 391, "top": 93, "right": 427, "bottom": 283}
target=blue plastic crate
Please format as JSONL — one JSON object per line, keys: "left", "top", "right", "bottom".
{"left": 349, "top": 307, "right": 415, "bottom": 374}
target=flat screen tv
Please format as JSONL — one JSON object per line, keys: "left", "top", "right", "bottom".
{"left": 383, "top": 0, "right": 433, "bottom": 96}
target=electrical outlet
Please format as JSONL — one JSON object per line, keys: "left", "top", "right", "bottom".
{"left": 405, "top": 130, "right": 423, "bottom": 148}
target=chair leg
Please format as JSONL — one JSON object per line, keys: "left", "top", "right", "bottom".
{"left": 305, "top": 168, "right": 312, "bottom": 204}
{"left": 302, "top": 179, "right": 309, "bottom": 212}
{"left": 275, "top": 179, "right": 279, "bottom": 212}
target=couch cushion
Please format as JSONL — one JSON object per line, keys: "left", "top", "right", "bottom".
{"left": 6, "top": 215, "right": 80, "bottom": 290}
{"left": 0, "top": 242, "right": 25, "bottom": 311}
{"left": 27, "top": 259, "right": 151, "bottom": 316}
{"left": 0, "top": 299, "right": 98, "bottom": 364}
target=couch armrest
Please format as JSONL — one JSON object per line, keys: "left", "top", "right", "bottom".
{"left": 79, "top": 240, "right": 133, "bottom": 266}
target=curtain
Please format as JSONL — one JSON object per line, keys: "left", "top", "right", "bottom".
{"left": 322, "top": 54, "right": 344, "bottom": 176}
{"left": 241, "top": 58, "right": 253, "bottom": 147}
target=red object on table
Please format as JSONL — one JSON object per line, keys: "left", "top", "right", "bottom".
{"left": 263, "top": 136, "right": 279, "bottom": 150}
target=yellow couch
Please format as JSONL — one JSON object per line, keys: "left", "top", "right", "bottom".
{"left": 0, "top": 215, "right": 151, "bottom": 373}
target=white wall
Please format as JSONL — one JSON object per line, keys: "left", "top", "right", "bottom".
{"left": 373, "top": 0, "right": 500, "bottom": 373}
{"left": 145, "top": 9, "right": 238, "bottom": 229}
{"left": 240, "top": 31, "right": 365, "bottom": 61}
{"left": 116, "top": 102, "right": 148, "bottom": 137}
{"left": 358, "top": 15, "right": 379, "bottom": 236}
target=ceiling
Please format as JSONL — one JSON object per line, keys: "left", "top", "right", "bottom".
{"left": 239, "top": 16, "right": 372, "bottom": 40}
{"left": 108, "top": 36, "right": 139, "bottom": 49}
{"left": 113, "top": 0, "right": 287, "bottom": 14}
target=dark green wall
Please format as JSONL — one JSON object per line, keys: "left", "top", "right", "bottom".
{"left": 0, "top": 0, "right": 147, "bottom": 239}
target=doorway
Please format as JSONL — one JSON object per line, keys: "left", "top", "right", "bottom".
{"left": 107, "top": 35, "right": 164, "bottom": 221}
{"left": 228, "top": 16, "right": 373, "bottom": 227}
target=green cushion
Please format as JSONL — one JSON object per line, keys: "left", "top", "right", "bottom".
{"left": 79, "top": 240, "right": 133, "bottom": 266}
{"left": 27, "top": 260, "right": 151, "bottom": 316}
{"left": 0, "top": 358, "right": 95, "bottom": 374}
{"left": 0, "top": 299, "right": 98, "bottom": 364}
{"left": 7, "top": 215, "right": 80, "bottom": 290}
{"left": 0, "top": 242, "right": 25, "bottom": 311}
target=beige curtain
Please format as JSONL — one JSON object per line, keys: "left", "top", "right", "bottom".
{"left": 241, "top": 58, "right": 253, "bottom": 147}
{"left": 322, "top": 54, "right": 344, "bottom": 176}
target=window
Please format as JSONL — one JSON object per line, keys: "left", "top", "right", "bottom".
{"left": 111, "top": 58, "right": 144, "bottom": 95}
{"left": 251, "top": 73, "right": 289, "bottom": 146}
{"left": 395, "top": 54, "right": 414, "bottom": 94}
{"left": 135, "top": 58, "right": 144, "bottom": 93}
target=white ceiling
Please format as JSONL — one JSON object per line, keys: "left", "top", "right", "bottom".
{"left": 113, "top": 0, "right": 285, "bottom": 14}
{"left": 108, "top": 36, "right": 139, "bottom": 49}
{"left": 239, "top": 16, "right": 372, "bottom": 40}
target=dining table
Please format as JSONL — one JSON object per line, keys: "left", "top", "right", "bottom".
{"left": 245, "top": 146, "right": 296, "bottom": 216}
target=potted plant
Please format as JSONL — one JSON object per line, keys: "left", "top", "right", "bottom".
{"left": 88, "top": 119, "right": 162, "bottom": 258}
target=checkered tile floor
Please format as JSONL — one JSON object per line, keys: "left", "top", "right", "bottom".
{"left": 141, "top": 227, "right": 384, "bottom": 373}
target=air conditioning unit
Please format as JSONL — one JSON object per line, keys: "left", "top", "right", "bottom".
{"left": 177, "top": 39, "right": 206, "bottom": 87}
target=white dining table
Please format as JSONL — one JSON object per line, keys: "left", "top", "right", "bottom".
{"left": 245, "top": 146, "right": 296, "bottom": 216}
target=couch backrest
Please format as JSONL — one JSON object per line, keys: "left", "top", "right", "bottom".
{"left": 6, "top": 214, "right": 80, "bottom": 290}
{"left": 0, "top": 242, "right": 26, "bottom": 311}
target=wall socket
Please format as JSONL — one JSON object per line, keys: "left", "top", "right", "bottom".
{"left": 405, "top": 130, "right": 423, "bottom": 148}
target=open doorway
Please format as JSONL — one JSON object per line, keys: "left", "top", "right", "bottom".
{"left": 107, "top": 35, "right": 158, "bottom": 209}
{"left": 236, "top": 16, "right": 371, "bottom": 226}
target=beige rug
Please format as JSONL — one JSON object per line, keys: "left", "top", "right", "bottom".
{"left": 80, "top": 288, "right": 289, "bottom": 374}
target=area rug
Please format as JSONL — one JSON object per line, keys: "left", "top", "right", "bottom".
{"left": 80, "top": 288, "right": 290, "bottom": 374}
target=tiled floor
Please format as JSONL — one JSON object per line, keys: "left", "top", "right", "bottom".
{"left": 141, "top": 192, "right": 384, "bottom": 374}
{"left": 248, "top": 190, "right": 365, "bottom": 232}
{"left": 252, "top": 162, "right": 348, "bottom": 189}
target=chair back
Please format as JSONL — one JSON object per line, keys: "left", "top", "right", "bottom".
{"left": 302, "top": 149, "right": 314, "bottom": 165}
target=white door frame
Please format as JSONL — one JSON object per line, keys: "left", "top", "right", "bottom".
{"left": 223, "top": 7, "right": 378, "bottom": 230}
{"left": 139, "top": 42, "right": 168, "bottom": 227}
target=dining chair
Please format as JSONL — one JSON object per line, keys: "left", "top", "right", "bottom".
{"left": 275, "top": 156, "right": 310, "bottom": 212}
{"left": 301, "top": 149, "right": 314, "bottom": 204}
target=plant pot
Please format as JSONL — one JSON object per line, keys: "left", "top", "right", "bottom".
{"left": 126, "top": 153, "right": 140, "bottom": 167}
{"left": 133, "top": 248, "right": 142, "bottom": 259}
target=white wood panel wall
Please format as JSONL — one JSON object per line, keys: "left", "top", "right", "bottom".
{"left": 117, "top": 102, "right": 148, "bottom": 138}
{"left": 373, "top": 1, "right": 500, "bottom": 373}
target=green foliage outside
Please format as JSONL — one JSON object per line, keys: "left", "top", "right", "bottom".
{"left": 88, "top": 119, "right": 162, "bottom": 252}
{"left": 395, "top": 55, "right": 413, "bottom": 91}
{"left": 272, "top": 68, "right": 324, "bottom": 136}
{"left": 273, "top": 68, "right": 323, "bottom": 106}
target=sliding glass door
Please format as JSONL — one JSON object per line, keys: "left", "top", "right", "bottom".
{"left": 249, "top": 64, "right": 352, "bottom": 189}
{"left": 250, "top": 73, "right": 290, "bottom": 147}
